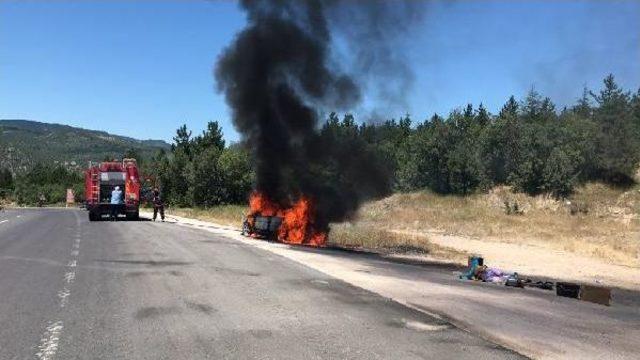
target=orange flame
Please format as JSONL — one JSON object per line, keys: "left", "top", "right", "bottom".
{"left": 248, "top": 191, "right": 327, "bottom": 247}
{"left": 249, "top": 191, "right": 279, "bottom": 216}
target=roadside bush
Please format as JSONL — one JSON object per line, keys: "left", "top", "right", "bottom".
{"left": 217, "top": 146, "right": 253, "bottom": 204}
{"left": 187, "top": 146, "right": 224, "bottom": 207}
{"left": 13, "top": 164, "right": 83, "bottom": 205}
{"left": 150, "top": 121, "right": 255, "bottom": 207}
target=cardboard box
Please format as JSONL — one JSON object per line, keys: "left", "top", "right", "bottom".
{"left": 579, "top": 285, "right": 611, "bottom": 306}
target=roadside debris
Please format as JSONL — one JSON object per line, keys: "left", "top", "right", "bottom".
{"left": 559, "top": 283, "right": 612, "bottom": 306}
{"left": 459, "top": 256, "right": 611, "bottom": 306}
{"left": 556, "top": 282, "right": 581, "bottom": 298}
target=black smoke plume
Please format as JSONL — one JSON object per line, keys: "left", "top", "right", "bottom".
{"left": 215, "top": 0, "right": 422, "bottom": 231}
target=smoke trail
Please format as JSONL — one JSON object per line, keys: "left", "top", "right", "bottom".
{"left": 215, "top": 0, "right": 422, "bottom": 229}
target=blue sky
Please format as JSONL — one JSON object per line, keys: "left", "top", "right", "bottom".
{"left": 1, "top": 0, "right": 638, "bottom": 143}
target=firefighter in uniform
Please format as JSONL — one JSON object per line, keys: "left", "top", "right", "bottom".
{"left": 152, "top": 188, "right": 165, "bottom": 222}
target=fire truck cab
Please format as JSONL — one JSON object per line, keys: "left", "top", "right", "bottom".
{"left": 85, "top": 159, "right": 140, "bottom": 221}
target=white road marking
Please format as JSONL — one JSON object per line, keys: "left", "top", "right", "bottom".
{"left": 0, "top": 220, "right": 8, "bottom": 224}
{"left": 36, "top": 320, "right": 64, "bottom": 360}
{"left": 35, "top": 216, "right": 83, "bottom": 360}
{"left": 57, "top": 288, "right": 71, "bottom": 308}
{"left": 64, "top": 271, "right": 75, "bottom": 284}
{"left": 403, "top": 319, "right": 449, "bottom": 332}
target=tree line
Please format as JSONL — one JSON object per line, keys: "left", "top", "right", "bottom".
{"left": 0, "top": 163, "right": 84, "bottom": 204}
{"left": 1, "top": 74, "right": 638, "bottom": 206}
{"left": 146, "top": 121, "right": 253, "bottom": 207}
{"left": 389, "top": 74, "right": 640, "bottom": 196}
{"left": 151, "top": 74, "right": 638, "bottom": 207}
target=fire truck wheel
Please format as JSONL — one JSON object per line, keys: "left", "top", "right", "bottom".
{"left": 88, "top": 212, "right": 97, "bottom": 222}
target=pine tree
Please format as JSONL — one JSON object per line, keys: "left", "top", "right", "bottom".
{"left": 573, "top": 87, "right": 592, "bottom": 119}
{"left": 476, "top": 103, "right": 491, "bottom": 127}
{"left": 522, "top": 88, "right": 543, "bottom": 122}
{"left": 194, "top": 121, "right": 225, "bottom": 152}
{"left": 499, "top": 96, "right": 519, "bottom": 118}
{"left": 632, "top": 88, "right": 640, "bottom": 137}
{"left": 172, "top": 124, "right": 192, "bottom": 158}
{"left": 590, "top": 74, "right": 639, "bottom": 182}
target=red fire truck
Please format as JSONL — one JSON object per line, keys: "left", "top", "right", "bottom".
{"left": 85, "top": 159, "right": 140, "bottom": 221}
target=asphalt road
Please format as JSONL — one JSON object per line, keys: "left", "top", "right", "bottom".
{"left": 0, "top": 209, "right": 523, "bottom": 360}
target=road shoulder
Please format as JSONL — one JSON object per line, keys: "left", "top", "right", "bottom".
{"left": 141, "top": 211, "right": 640, "bottom": 360}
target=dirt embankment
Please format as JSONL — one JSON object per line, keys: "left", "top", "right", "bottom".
{"left": 329, "top": 183, "right": 640, "bottom": 289}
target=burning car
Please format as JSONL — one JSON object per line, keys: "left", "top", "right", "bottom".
{"left": 242, "top": 214, "right": 282, "bottom": 239}
{"left": 241, "top": 192, "right": 326, "bottom": 247}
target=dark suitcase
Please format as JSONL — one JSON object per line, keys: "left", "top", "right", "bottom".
{"left": 556, "top": 282, "right": 580, "bottom": 299}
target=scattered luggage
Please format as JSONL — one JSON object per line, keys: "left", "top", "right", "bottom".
{"left": 556, "top": 282, "right": 611, "bottom": 305}
{"left": 505, "top": 273, "right": 525, "bottom": 288}
{"left": 556, "top": 282, "right": 581, "bottom": 299}
{"left": 459, "top": 257, "right": 612, "bottom": 305}
{"left": 579, "top": 285, "right": 611, "bottom": 306}
{"left": 459, "top": 256, "right": 484, "bottom": 280}
{"left": 469, "top": 256, "right": 484, "bottom": 267}
{"left": 527, "top": 281, "right": 554, "bottom": 290}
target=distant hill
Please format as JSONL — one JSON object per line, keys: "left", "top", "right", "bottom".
{"left": 0, "top": 119, "right": 171, "bottom": 172}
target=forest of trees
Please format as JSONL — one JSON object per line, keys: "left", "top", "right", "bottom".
{"left": 145, "top": 121, "right": 253, "bottom": 207}
{"left": 390, "top": 74, "right": 640, "bottom": 196}
{"left": 385, "top": 75, "right": 640, "bottom": 197}
{"left": 1, "top": 75, "right": 638, "bottom": 206}
{"left": 149, "top": 74, "right": 639, "bottom": 206}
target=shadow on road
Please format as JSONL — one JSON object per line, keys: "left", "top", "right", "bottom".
{"left": 95, "top": 259, "right": 192, "bottom": 267}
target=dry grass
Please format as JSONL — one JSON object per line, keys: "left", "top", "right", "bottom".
{"left": 328, "top": 223, "right": 469, "bottom": 262}
{"left": 164, "top": 182, "right": 639, "bottom": 267}
{"left": 334, "top": 183, "right": 640, "bottom": 266}
{"left": 166, "top": 205, "right": 247, "bottom": 227}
